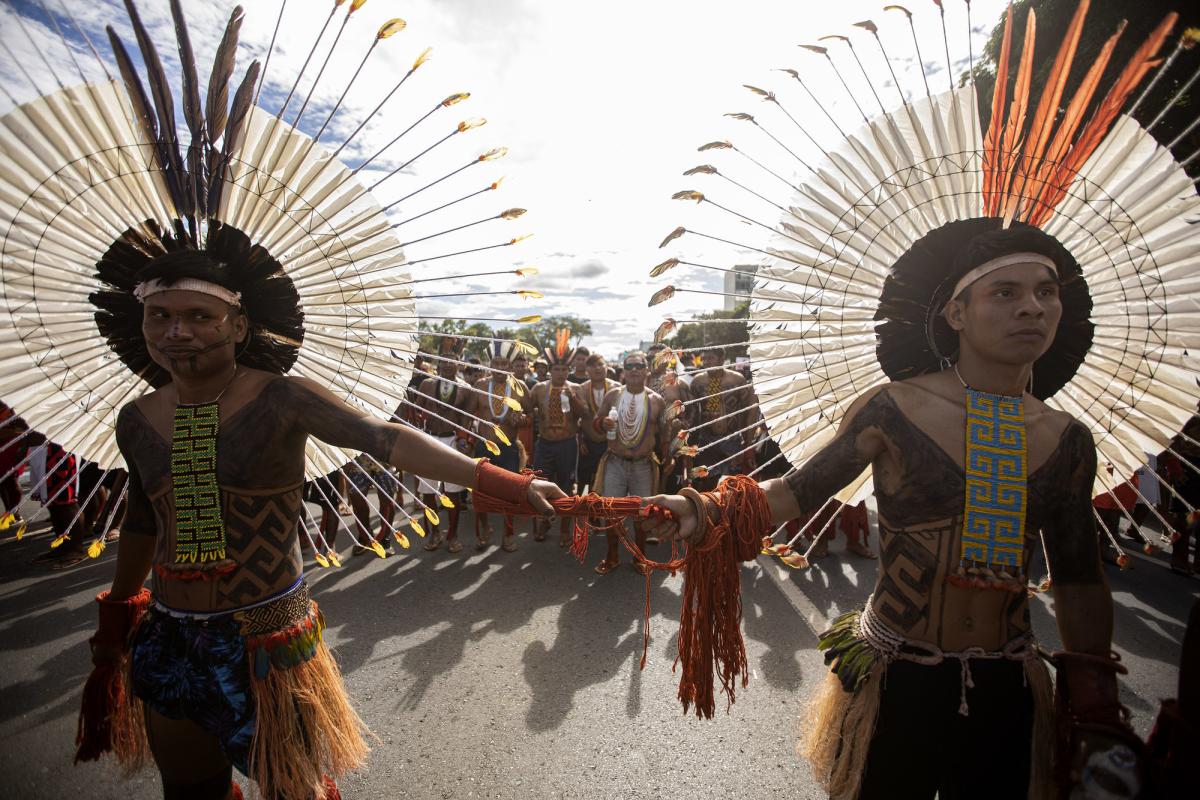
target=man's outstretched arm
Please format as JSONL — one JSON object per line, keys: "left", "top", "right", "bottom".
{"left": 283, "top": 377, "right": 564, "bottom": 513}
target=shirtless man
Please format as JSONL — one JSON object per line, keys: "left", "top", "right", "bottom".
{"left": 470, "top": 343, "right": 534, "bottom": 552}
{"left": 530, "top": 336, "right": 587, "bottom": 543}
{"left": 688, "top": 347, "right": 754, "bottom": 490}
{"left": 578, "top": 354, "right": 617, "bottom": 496}
{"left": 593, "top": 352, "right": 667, "bottom": 575}
{"left": 416, "top": 344, "right": 475, "bottom": 553}
{"left": 86, "top": 255, "right": 562, "bottom": 799}
{"left": 644, "top": 228, "right": 1128, "bottom": 798}
{"left": 567, "top": 345, "right": 590, "bottom": 384}
{"left": 647, "top": 342, "right": 693, "bottom": 493}
{"left": 510, "top": 352, "right": 537, "bottom": 469}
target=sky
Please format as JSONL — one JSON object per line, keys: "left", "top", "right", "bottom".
{"left": 0, "top": 0, "right": 1009, "bottom": 357}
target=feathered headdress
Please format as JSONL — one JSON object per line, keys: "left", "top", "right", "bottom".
{"left": 542, "top": 328, "right": 577, "bottom": 366}
{"left": 0, "top": 0, "right": 537, "bottom": 477}
{"left": 491, "top": 340, "right": 521, "bottom": 362}
{"left": 651, "top": 0, "right": 1200, "bottom": 504}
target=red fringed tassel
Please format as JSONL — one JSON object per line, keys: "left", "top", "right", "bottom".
{"left": 75, "top": 661, "right": 119, "bottom": 762}
{"left": 569, "top": 518, "right": 589, "bottom": 563}
{"left": 75, "top": 588, "right": 152, "bottom": 763}
{"left": 627, "top": 476, "right": 770, "bottom": 719}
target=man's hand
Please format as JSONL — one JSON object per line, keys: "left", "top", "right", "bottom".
{"left": 641, "top": 494, "right": 699, "bottom": 543}
{"left": 601, "top": 417, "right": 616, "bottom": 432}
{"left": 526, "top": 478, "right": 566, "bottom": 518}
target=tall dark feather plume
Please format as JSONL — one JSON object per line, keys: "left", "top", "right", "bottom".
{"left": 122, "top": 0, "right": 191, "bottom": 226}
{"left": 169, "top": 0, "right": 208, "bottom": 219}
{"left": 206, "top": 6, "right": 245, "bottom": 146}
{"left": 105, "top": 27, "right": 161, "bottom": 165}
{"left": 208, "top": 60, "right": 260, "bottom": 213}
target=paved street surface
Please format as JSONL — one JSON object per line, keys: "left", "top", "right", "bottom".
{"left": 1, "top": 499, "right": 1194, "bottom": 799}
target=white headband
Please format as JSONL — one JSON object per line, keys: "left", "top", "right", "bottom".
{"left": 134, "top": 277, "right": 242, "bottom": 307}
{"left": 949, "top": 252, "right": 1057, "bottom": 301}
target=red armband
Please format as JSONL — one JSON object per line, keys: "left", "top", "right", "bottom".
{"left": 474, "top": 459, "right": 534, "bottom": 506}
{"left": 92, "top": 588, "right": 152, "bottom": 662}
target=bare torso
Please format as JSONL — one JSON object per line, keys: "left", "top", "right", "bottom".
{"left": 532, "top": 380, "right": 582, "bottom": 442}
{"left": 419, "top": 375, "right": 471, "bottom": 437}
{"left": 786, "top": 374, "right": 1092, "bottom": 653}
{"left": 117, "top": 368, "right": 404, "bottom": 612}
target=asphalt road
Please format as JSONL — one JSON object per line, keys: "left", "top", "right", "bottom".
{"left": 0, "top": 500, "right": 1194, "bottom": 799}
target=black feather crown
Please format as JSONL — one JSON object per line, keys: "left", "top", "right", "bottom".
{"left": 91, "top": 221, "right": 304, "bottom": 387}
{"left": 86, "top": 1, "right": 302, "bottom": 386}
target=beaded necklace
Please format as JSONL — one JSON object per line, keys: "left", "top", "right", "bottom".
{"left": 616, "top": 388, "right": 650, "bottom": 449}
{"left": 170, "top": 366, "right": 237, "bottom": 565}
{"left": 952, "top": 364, "right": 1029, "bottom": 590}
{"left": 487, "top": 378, "right": 511, "bottom": 422}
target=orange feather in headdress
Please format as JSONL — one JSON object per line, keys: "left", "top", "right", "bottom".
{"left": 542, "top": 327, "right": 578, "bottom": 366}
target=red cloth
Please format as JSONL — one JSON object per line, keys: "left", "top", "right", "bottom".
{"left": 1093, "top": 475, "right": 1138, "bottom": 511}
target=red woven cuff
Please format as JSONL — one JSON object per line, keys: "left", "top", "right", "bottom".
{"left": 475, "top": 459, "right": 534, "bottom": 506}
{"left": 93, "top": 588, "right": 152, "bottom": 656}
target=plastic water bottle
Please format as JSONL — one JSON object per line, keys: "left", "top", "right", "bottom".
{"left": 560, "top": 389, "right": 571, "bottom": 413}
{"left": 606, "top": 408, "right": 618, "bottom": 441}
{"left": 1069, "top": 744, "right": 1140, "bottom": 800}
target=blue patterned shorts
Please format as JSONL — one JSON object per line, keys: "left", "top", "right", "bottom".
{"left": 129, "top": 606, "right": 256, "bottom": 773}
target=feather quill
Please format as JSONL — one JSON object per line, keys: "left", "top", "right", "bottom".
{"left": 206, "top": 6, "right": 245, "bottom": 145}
{"left": 1025, "top": 23, "right": 1125, "bottom": 226}
{"left": 995, "top": 9, "right": 1038, "bottom": 221}
{"left": 122, "top": 0, "right": 189, "bottom": 222}
{"left": 105, "top": 28, "right": 159, "bottom": 155}
{"left": 982, "top": 5, "right": 1013, "bottom": 214}
{"left": 1010, "top": 0, "right": 1089, "bottom": 219}
{"left": 1043, "top": 12, "right": 1178, "bottom": 215}
{"left": 209, "top": 60, "right": 260, "bottom": 213}
{"left": 169, "top": 0, "right": 207, "bottom": 218}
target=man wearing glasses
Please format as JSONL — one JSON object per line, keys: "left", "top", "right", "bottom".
{"left": 591, "top": 352, "right": 668, "bottom": 574}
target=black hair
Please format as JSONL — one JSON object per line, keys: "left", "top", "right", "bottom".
{"left": 948, "top": 224, "right": 1075, "bottom": 304}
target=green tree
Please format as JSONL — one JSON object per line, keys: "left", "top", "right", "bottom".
{"left": 664, "top": 301, "right": 749, "bottom": 363}
{"left": 966, "top": 1, "right": 1199, "bottom": 165}
{"left": 417, "top": 319, "right": 497, "bottom": 360}
{"left": 495, "top": 314, "right": 593, "bottom": 354}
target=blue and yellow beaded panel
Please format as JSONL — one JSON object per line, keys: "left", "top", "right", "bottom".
{"left": 960, "top": 391, "right": 1027, "bottom": 570}
{"left": 170, "top": 402, "right": 227, "bottom": 564}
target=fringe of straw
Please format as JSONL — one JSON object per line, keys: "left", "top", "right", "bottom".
{"left": 799, "top": 662, "right": 885, "bottom": 800}
{"left": 247, "top": 639, "right": 369, "bottom": 800}
{"left": 799, "top": 653, "right": 1055, "bottom": 800}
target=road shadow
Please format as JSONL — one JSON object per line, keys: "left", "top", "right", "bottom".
{"left": 522, "top": 547, "right": 817, "bottom": 733}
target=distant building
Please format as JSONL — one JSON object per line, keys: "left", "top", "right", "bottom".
{"left": 723, "top": 264, "right": 758, "bottom": 311}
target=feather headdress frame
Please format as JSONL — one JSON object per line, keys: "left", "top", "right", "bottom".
{"left": 0, "top": 0, "right": 541, "bottom": 559}
{"left": 650, "top": 0, "right": 1200, "bottom": 510}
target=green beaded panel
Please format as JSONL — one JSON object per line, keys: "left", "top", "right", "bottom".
{"left": 170, "top": 402, "right": 226, "bottom": 563}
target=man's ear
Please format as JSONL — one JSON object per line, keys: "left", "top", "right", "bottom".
{"left": 232, "top": 310, "right": 249, "bottom": 344}
{"left": 942, "top": 299, "right": 966, "bottom": 332}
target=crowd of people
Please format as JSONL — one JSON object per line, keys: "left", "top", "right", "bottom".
{"left": 7, "top": 339, "right": 1199, "bottom": 579}
{"left": 277, "top": 332, "right": 890, "bottom": 576}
